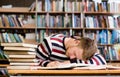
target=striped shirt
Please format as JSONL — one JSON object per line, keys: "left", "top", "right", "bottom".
{"left": 36, "top": 34, "right": 106, "bottom": 67}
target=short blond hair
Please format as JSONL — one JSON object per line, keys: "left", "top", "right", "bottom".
{"left": 77, "top": 37, "right": 97, "bottom": 61}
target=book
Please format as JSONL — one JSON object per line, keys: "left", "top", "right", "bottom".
{"left": 2, "top": 14, "right": 10, "bottom": 27}
{"left": 74, "top": 65, "right": 120, "bottom": 70}
{"left": 13, "top": 33, "right": 22, "bottom": 43}
{"left": 1, "top": 43, "right": 37, "bottom": 48}
{"left": 74, "top": 65, "right": 107, "bottom": 70}
{"left": 3, "top": 46, "right": 36, "bottom": 52}
{"left": 8, "top": 54, "right": 35, "bottom": 59}
{"left": 7, "top": 63, "right": 91, "bottom": 70}
{"left": 9, "top": 58, "right": 38, "bottom": 63}
{"left": 2, "top": 5, "right": 12, "bottom": 8}
{"left": 7, "top": 65, "right": 41, "bottom": 70}
{"left": 10, "top": 62, "right": 39, "bottom": 66}
{"left": 29, "top": 1, "right": 36, "bottom": 11}
{"left": 8, "top": 33, "right": 17, "bottom": 43}
{"left": 4, "top": 51, "right": 36, "bottom": 55}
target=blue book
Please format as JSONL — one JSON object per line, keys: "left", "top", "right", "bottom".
{"left": 94, "top": 2, "right": 98, "bottom": 12}
{"left": 13, "top": 33, "right": 22, "bottom": 43}
{"left": 99, "top": 30, "right": 108, "bottom": 44}
{"left": 37, "top": 15, "right": 42, "bottom": 27}
{"left": 85, "top": 16, "right": 89, "bottom": 28}
{"left": 111, "top": 30, "right": 118, "bottom": 44}
{"left": 111, "top": 47, "right": 117, "bottom": 60}
{"left": 74, "top": 15, "right": 77, "bottom": 27}
{"left": 7, "top": 16, "right": 15, "bottom": 27}
{"left": 47, "top": 0, "right": 51, "bottom": 11}
{"left": 42, "top": 15, "right": 46, "bottom": 27}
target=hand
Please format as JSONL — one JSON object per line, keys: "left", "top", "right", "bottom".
{"left": 47, "top": 61, "right": 61, "bottom": 67}
{"left": 47, "top": 61, "right": 70, "bottom": 67}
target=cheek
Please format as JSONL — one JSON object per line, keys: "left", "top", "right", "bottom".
{"left": 75, "top": 50, "right": 83, "bottom": 59}
{"left": 66, "top": 48, "right": 76, "bottom": 59}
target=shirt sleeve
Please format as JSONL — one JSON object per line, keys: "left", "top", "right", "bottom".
{"left": 36, "top": 33, "right": 66, "bottom": 67}
{"left": 36, "top": 37, "right": 52, "bottom": 67}
{"left": 70, "top": 53, "right": 107, "bottom": 65}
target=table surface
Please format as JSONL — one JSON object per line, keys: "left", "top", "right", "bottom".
{"left": 8, "top": 69, "right": 120, "bottom": 75}
{"left": 7, "top": 63, "right": 120, "bottom": 76}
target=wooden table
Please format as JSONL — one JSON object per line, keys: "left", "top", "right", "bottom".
{"left": 8, "top": 69, "right": 120, "bottom": 76}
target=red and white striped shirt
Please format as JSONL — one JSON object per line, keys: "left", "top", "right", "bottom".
{"left": 36, "top": 34, "right": 106, "bottom": 67}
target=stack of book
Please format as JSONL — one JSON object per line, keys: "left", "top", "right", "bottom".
{"left": 0, "top": 46, "right": 10, "bottom": 76}
{"left": 1, "top": 43, "right": 39, "bottom": 70}
{"left": 0, "top": 46, "right": 9, "bottom": 64}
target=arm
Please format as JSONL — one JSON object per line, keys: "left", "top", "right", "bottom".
{"left": 70, "top": 53, "right": 107, "bottom": 65}
{"left": 36, "top": 34, "right": 66, "bottom": 67}
{"left": 38, "top": 53, "right": 106, "bottom": 67}
{"left": 85, "top": 53, "right": 107, "bottom": 65}
{"left": 36, "top": 38, "right": 51, "bottom": 67}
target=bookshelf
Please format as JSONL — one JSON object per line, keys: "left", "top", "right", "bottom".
{"left": 0, "top": 1, "right": 37, "bottom": 43}
{"left": 82, "top": 0, "right": 120, "bottom": 62}
{"left": 0, "top": 0, "right": 120, "bottom": 69}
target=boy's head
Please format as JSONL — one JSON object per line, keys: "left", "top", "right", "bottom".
{"left": 77, "top": 37, "right": 97, "bottom": 61}
{"left": 66, "top": 37, "right": 97, "bottom": 61}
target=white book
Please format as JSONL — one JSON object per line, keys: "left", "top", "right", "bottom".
{"left": 7, "top": 65, "right": 33, "bottom": 70}
{"left": 9, "top": 59, "right": 38, "bottom": 63}
{"left": 74, "top": 65, "right": 120, "bottom": 70}
{"left": 25, "top": 33, "right": 36, "bottom": 40}
{"left": 108, "top": 16, "right": 114, "bottom": 28}
{"left": 2, "top": 5, "right": 12, "bottom": 8}
{"left": 72, "top": 13, "right": 75, "bottom": 28}
{"left": 5, "top": 51, "right": 36, "bottom": 55}
{"left": 10, "top": 62, "right": 39, "bottom": 66}
{"left": 37, "top": 1, "right": 42, "bottom": 12}
{"left": 4, "top": 46, "right": 36, "bottom": 52}
{"left": 9, "top": 54, "right": 35, "bottom": 59}
{"left": 74, "top": 65, "right": 107, "bottom": 70}
{"left": 1, "top": 43, "right": 37, "bottom": 48}
{"left": 60, "top": 0, "right": 63, "bottom": 11}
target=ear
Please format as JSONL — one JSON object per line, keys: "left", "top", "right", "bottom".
{"left": 74, "top": 39, "right": 80, "bottom": 45}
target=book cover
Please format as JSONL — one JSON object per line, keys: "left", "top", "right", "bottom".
{"left": 3, "top": 46, "right": 36, "bottom": 52}
{"left": 7, "top": 65, "right": 40, "bottom": 70}
{"left": 13, "top": 33, "right": 22, "bottom": 43}
{"left": 4, "top": 51, "right": 35, "bottom": 55}
{"left": 1, "top": 43, "right": 37, "bottom": 48}
{"left": 8, "top": 54, "right": 35, "bottom": 59}
{"left": 0, "top": 17, "right": 4, "bottom": 27}
{"left": 10, "top": 62, "right": 39, "bottom": 66}
{"left": 8, "top": 33, "right": 17, "bottom": 43}
{"left": 9, "top": 58, "right": 38, "bottom": 63}
{"left": 2, "top": 15, "right": 10, "bottom": 27}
